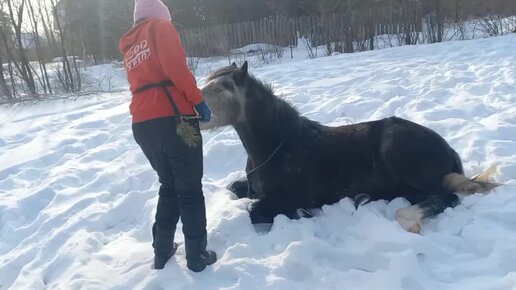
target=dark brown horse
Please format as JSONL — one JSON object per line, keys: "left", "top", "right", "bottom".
{"left": 200, "top": 62, "right": 499, "bottom": 233}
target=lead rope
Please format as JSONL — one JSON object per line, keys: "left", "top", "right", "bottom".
{"left": 246, "top": 141, "right": 284, "bottom": 176}
{"left": 245, "top": 99, "right": 285, "bottom": 199}
{"left": 245, "top": 141, "right": 284, "bottom": 200}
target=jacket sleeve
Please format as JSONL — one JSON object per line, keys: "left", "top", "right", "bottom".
{"left": 154, "top": 22, "right": 203, "bottom": 106}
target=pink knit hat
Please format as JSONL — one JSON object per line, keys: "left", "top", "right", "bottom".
{"left": 134, "top": 0, "right": 171, "bottom": 24}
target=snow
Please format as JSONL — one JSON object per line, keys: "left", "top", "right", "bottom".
{"left": 82, "top": 63, "right": 129, "bottom": 93}
{"left": 1, "top": 34, "right": 516, "bottom": 290}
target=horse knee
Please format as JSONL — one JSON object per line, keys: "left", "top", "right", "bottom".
{"left": 248, "top": 199, "right": 275, "bottom": 224}
{"left": 248, "top": 196, "right": 300, "bottom": 224}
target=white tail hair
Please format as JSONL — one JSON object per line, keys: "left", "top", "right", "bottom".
{"left": 443, "top": 163, "right": 501, "bottom": 194}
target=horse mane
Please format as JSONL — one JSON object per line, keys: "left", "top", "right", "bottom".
{"left": 206, "top": 65, "right": 322, "bottom": 143}
{"left": 205, "top": 66, "right": 238, "bottom": 83}
{"left": 205, "top": 65, "right": 276, "bottom": 97}
{"left": 243, "top": 69, "right": 320, "bottom": 143}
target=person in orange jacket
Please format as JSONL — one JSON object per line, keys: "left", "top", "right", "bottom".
{"left": 119, "top": 0, "right": 216, "bottom": 272}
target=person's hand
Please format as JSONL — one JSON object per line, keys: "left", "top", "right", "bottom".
{"left": 194, "top": 100, "right": 212, "bottom": 122}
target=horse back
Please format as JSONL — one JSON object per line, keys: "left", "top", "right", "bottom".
{"left": 314, "top": 118, "right": 392, "bottom": 198}
{"left": 317, "top": 117, "right": 458, "bottom": 200}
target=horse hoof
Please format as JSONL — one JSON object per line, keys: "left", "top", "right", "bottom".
{"left": 397, "top": 218, "right": 422, "bottom": 234}
{"left": 296, "top": 208, "right": 314, "bottom": 219}
{"left": 353, "top": 193, "right": 371, "bottom": 209}
{"left": 406, "top": 222, "right": 422, "bottom": 234}
{"left": 253, "top": 223, "right": 273, "bottom": 233}
{"left": 395, "top": 206, "right": 423, "bottom": 234}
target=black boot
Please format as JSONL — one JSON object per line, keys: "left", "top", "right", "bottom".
{"left": 185, "top": 235, "right": 217, "bottom": 272}
{"left": 152, "top": 224, "right": 178, "bottom": 270}
{"left": 154, "top": 244, "right": 178, "bottom": 270}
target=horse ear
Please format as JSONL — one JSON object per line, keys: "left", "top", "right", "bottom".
{"left": 241, "top": 61, "right": 248, "bottom": 77}
{"left": 231, "top": 62, "right": 237, "bottom": 68}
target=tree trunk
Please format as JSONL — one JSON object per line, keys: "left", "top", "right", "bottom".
{"left": 0, "top": 53, "right": 13, "bottom": 100}
{"left": 6, "top": 0, "right": 37, "bottom": 96}
{"left": 28, "top": 0, "right": 53, "bottom": 95}
{"left": 51, "top": 0, "right": 76, "bottom": 92}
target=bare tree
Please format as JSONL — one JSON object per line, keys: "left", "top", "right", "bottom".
{"left": 423, "top": 0, "right": 446, "bottom": 43}
{"left": 0, "top": 7, "right": 13, "bottom": 100}
{"left": 395, "top": 2, "right": 422, "bottom": 45}
{"left": 6, "top": 0, "right": 37, "bottom": 95}
{"left": 49, "top": 0, "right": 80, "bottom": 92}
{"left": 27, "top": 0, "right": 52, "bottom": 94}
{"left": 0, "top": 51, "right": 13, "bottom": 100}
{"left": 447, "top": 0, "right": 468, "bottom": 40}
{"left": 474, "top": 0, "right": 513, "bottom": 37}
{"left": 0, "top": 23, "right": 18, "bottom": 98}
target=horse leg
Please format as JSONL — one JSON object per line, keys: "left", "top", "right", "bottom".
{"left": 388, "top": 156, "right": 459, "bottom": 233}
{"left": 228, "top": 179, "right": 251, "bottom": 199}
{"left": 380, "top": 121, "right": 460, "bottom": 232}
{"left": 248, "top": 195, "right": 299, "bottom": 224}
{"left": 227, "top": 157, "right": 259, "bottom": 199}
{"left": 228, "top": 177, "right": 261, "bottom": 199}
{"left": 395, "top": 187, "right": 459, "bottom": 233}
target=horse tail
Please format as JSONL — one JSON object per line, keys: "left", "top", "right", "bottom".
{"left": 443, "top": 163, "right": 501, "bottom": 194}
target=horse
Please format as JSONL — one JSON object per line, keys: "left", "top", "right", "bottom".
{"left": 200, "top": 61, "right": 500, "bottom": 233}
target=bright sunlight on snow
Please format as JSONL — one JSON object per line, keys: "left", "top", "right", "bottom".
{"left": 1, "top": 35, "right": 516, "bottom": 290}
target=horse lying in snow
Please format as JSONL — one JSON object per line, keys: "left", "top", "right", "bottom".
{"left": 200, "top": 62, "right": 500, "bottom": 233}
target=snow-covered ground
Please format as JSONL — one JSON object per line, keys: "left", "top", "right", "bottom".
{"left": 1, "top": 34, "right": 516, "bottom": 290}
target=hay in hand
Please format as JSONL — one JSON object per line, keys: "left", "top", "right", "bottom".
{"left": 177, "top": 122, "right": 201, "bottom": 147}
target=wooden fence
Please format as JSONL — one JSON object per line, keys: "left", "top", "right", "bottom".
{"left": 178, "top": 3, "right": 423, "bottom": 57}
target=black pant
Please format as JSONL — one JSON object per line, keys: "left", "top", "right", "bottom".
{"left": 132, "top": 117, "right": 206, "bottom": 244}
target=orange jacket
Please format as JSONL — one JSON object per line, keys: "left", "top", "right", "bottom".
{"left": 119, "top": 19, "right": 203, "bottom": 123}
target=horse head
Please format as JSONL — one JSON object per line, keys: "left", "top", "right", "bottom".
{"left": 200, "top": 62, "right": 250, "bottom": 130}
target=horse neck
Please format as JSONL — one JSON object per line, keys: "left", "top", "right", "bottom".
{"left": 234, "top": 110, "right": 282, "bottom": 165}
{"left": 234, "top": 87, "right": 291, "bottom": 164}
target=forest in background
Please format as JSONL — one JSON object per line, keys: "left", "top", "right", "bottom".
{"left": 0, "top": 0, "right": 515, "bottom": 101}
